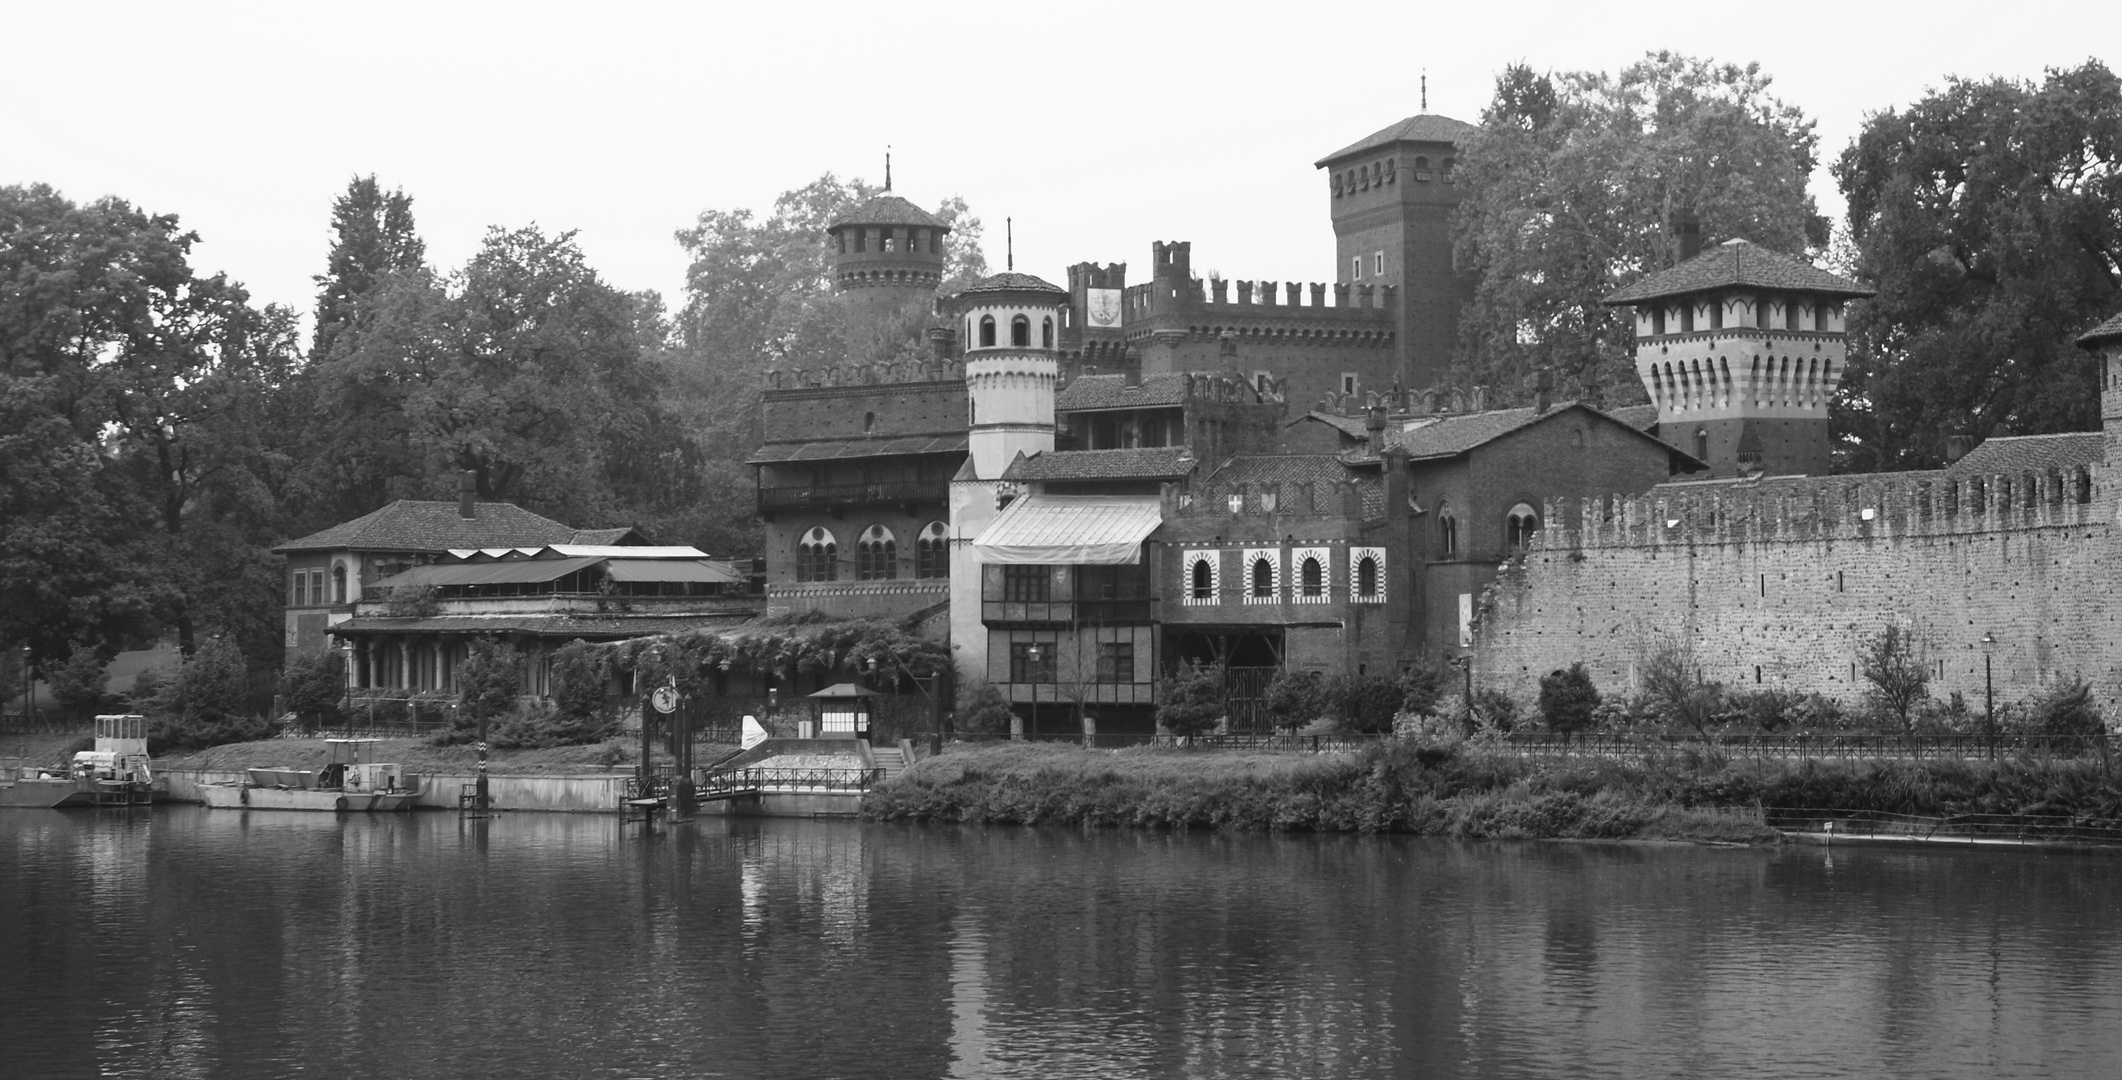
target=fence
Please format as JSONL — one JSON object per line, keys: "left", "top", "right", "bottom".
{"left": 0, "top": 711, "right": 79, "bottom": 735}
{"left": 946, "top": 732, "right": 1389, "bottom": 753}
{"left": 700, "top": 767, "right": 884, "bottom": 797}
{"left": 1499, "top": 732, "right": 2119, "bottom": 761}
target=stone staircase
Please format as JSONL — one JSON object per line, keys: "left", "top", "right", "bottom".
{"left": 869, "top": 744, "right": 908, "bottom": 784}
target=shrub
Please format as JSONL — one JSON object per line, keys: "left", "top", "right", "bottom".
{"left": 1324, "top": 673, "right": 1405, "bottom": 734}
{"left": 2024, "top": 677, "right": 2104, "bottom": 749}
{"left": 1262, "top": 668, "right": 1327, "bottom": 731}
{"left": 1470, "top": 688, "right": 1521, "bottom": 733}
{"left": 1639, "top": 644, "right": 1724, "bottom": 736}
{"left": 1398, "top": 664, "right": 1449, "bottom": 717}
{"left": 1858, "top": 624, "right": 1931, "bottom": 738}
{"left": 1156, "top": 661, "right": 1224, "bottom": 737}
{"left": 438, "top": 638, "right": 524, "bottom": 745}
{"left": 955, "top": 678, "right": 1015, "bottom": 735}
{"left": 549, "top": 639, "right": 610, "bottom": 722}
{"left": 149, "top": 636, "right": 273, "bottom": 753}
{"left": 1537, "top": 663, "right": 1600, "bottom": 738}
{"left": 278, "top": 650, "right": 345, "bottom": 734}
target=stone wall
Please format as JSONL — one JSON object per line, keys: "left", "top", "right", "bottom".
{"left": 1468, "top": 467, "right": 2122, "bottom": 715}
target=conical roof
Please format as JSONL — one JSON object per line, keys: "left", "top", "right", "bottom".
{"left": 1603, "top": 239, "right": 1874, "bottom": 306}
{"left": 829, "top": 193, "right": 946, "bottom": 231}
{"left": 953, "top": 271, "right": 1067, "bottom": 300}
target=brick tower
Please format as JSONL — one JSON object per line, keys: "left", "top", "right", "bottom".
{"left": 1604, "top": 239, "right": 1876, "bottom": 478}
{"left": 826, "top": 178, "right": 950, "bottom": 337}
{"left": 2080, "top": 310, "right": 2122, "bottom": 474}
{"left": 1315, "top": 113, "right": 1481, "bottom": 388}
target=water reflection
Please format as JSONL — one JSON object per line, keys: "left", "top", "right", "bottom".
{"left": 1, "top": 809, "right": 2118, "bottom": 1079}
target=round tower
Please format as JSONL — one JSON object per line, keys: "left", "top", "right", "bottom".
{"left": 950, "top": 272, "right": 1068, "bottom": 480}
{"left": 827, "top": 190, "right": 949, "bottom": 334}
{"left": 1604, "top": 239, "right": 1875, "bottom": 478}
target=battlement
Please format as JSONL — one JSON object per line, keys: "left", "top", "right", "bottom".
{"left": 1068, "top": 261, "right": 1126, "bottom": 291}
{"left": 763, "top": 358, "right": 965, "bottom": 391}
{"left": 1121, "top": 278, "right": 1397, "bottom": 320}
{"left": 1533, "top": 465, "right": 2107, "bottom": 552}
{"left": 1312, "top": 385, "right": 1493, "bottom": 418}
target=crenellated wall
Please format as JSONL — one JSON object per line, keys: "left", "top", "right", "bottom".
{"left": 1467, "top": 463, "right": 2122, "bottom": 716}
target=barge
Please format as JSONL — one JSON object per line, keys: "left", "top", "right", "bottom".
{"left": 198, "top": 738, "right": 419, "bottom": 812}
{"left": 0, "top": 714, "right": 155, "bottom": 809}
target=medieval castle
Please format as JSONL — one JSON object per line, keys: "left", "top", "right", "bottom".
{"left": 748, "top": 109, "right": 2122, "bottom": 732}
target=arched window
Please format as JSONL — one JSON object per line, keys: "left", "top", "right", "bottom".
{"left": 1355, "top": 554, "right": 1380, "bottom": 598}
{"left": 915, "top": 521, "right": 949, "bottom": 579}
{"left": 1041, "top": 317, "right": 1053, "bottom": 348}
{"left": 1300, "top": 556, "right": 1324, "bottom": 597}
{"left": 1506, "top": 503, "right": 1540, "bottom": 553}
{"left": 1438, "top": 500, "right": 1458, "bottom": 557}
{"left": 798, "top": 526, "right": 837, "bottom": 582}
{"left": 332, "top": 564, "right": 347, "bottom": 604}
{"left": 1694, "top": 428, "right": 1709, "bottom": 462}
{"left": 1010, "top": 315, "right": 1030, "bottom": 347}
{"left": 1251, "top": 555, "right": 1275, "bottom": 599}
{"left": 856, "top": 524, "right": 897, "bottom": 581}
{"left": 979, "top": 316, "right": 996, "bottom": 348}
{"left": 1184, "top": 553, "right": 1218, "bottom": 605}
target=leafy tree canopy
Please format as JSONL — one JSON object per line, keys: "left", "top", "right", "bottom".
{"left": 1453, "top": 53, "right": 1826, "bottom": 401}
{"left": 1832, "top": 60, "right": 2122, "bottom": 471}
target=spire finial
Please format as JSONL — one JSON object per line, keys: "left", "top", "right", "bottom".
{"left": 1421, "top": 71, "right": 1428, "bottom": 112}
{"left": 885, "top": 146, "right": 892, "bottom": 192}
{"left": 1007, "top": 217, "right": 1013, "bottom": 272}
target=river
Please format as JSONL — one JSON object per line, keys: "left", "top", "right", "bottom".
{"left": 1, "top": 807, "right": 2117, "bottom": 1079}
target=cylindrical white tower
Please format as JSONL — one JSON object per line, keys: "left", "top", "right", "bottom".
{"left": 951, "top": 272, "right": 1068, "bottom": 480}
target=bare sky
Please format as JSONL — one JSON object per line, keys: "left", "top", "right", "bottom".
{"left": 5, "top": 0, "right": 2107, "bottom": 326}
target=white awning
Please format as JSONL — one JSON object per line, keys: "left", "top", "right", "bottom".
{"left": 970, "top": 496, "right": 1161, "bottom": 565}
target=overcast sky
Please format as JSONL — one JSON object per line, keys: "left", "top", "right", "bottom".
{"left": 6, "top": 0, "right": 2107, "bottom": 327}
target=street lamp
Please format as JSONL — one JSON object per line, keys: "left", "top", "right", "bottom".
{"left": 1026, "top": 643, "right": 1041, "bottom": 742}
{"left": 1980, "top": 631, "right": 1997, "bottom": 760}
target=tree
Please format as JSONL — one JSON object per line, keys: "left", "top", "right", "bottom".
{"left": 1857, "top": 623, "right": 1931, "bottom": 740}
{"left": 1453, "top": 53, "right": 1827, "bottom": 400}
{"left": 149, "top": 635, "right": 270, "bottom": 752}
{"left": 1833, "top": 61, "right": 2122, "bottom": 472}
{"left": 1537, "top": 663, "right": 1601, "bottom": 741}
{"left": 1638, "top": 643, "right": 1725, "bottom": 737}
{"left": 458, "top": 637, "right": 524, "bottom": 724}
{"left": 548, "top": 639, "right": 610, "bottom": 722}
{"left": 1262, "top": 668, "right": 1326, "bottom": 731}
{"left": 278, "top": 649, "right": 345, "bottom": 734}
{"left": 45, "top": 643, "right": 111, "bottom": 722}
{"left": 1155, "top": 661, "right": 1224, "bottom": 737}
{"left": 312, "top": 175, "right": 426, "bottom": 357}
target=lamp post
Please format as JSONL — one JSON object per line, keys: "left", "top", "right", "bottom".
{"left": 1980, "top": 631, "right": 1997, "bottom": 760}
{"left": 1026, "top": 643, "right": 1041, "bottom": 742}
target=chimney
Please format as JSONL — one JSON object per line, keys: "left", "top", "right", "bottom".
{"left": 1123, "top": 347, "right": 1142, "bottom": 388}
{"left": 1531, "top": 368, "right": 1553, "bottom": 414}
{"left": 1365, "top": 407, "right": 1387, "bottom": 455}
{"left": 458, "top": 470, "right": 476, "bottom": 519}
{"left": 1677, "top": 211, "right": 1703, "bottom": 264}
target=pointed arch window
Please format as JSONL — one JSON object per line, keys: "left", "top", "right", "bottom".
{"left": 1010, "top": 315, "right": 1030, "bottom": 347}
{"left": 797, "top": 526, "right": 838, "bottom": 582}
{"left": 856, "top": 524, "right": 897, "bottom": 581}
{"left": 915, "top": 521, "right": 949, "bottom": 579}
{"left": 1041, "top": 317, "right": 1054, "bottom": 349}
{"left": 1438, "top": 500, "right": 1458, "bottom": 558}
{"left": 1506, "top": 503, "right": 1540, "bottom": 553}
{"left": 978, "top": 316, "right": 996, "bottom": 348}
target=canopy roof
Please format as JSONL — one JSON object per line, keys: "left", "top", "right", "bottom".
{"left": 808, "top": 683, "right": 883, "bottom": 699}
{"left": 602, "top": 560, "right": 742, "bottom": 584}
{"left": 971, "top": 495, "right": 1161, "bottom": 565}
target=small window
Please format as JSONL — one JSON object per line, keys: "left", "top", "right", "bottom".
{"left": 863, "top": 412, "right": 876, "bottom": 434}
{"left": 1694, "top": 428, "right": 1709, "bottom": 461}
{"left": 1506, "top": 502, "right": 1540, "bottom": 552}
{"left": 333, "top": 565, "right": 347, "bottom": 604}
{"left": 1652, "top": 308, "right": 1666, "bottom": 335}
{"left": 1187, "top": 554, "right": 1217, "bottom": 602}
{"left": 1755, "top": 297, "right": 1772, "bottom": 330}
{"left": 1787, "top": 302, "right": 1801, "bottom": 332}
{"left": 1352, "top": 255, "right": 1363, "bottom": 281}
{"left": 1815, "top": 304, "right": 1833, "bottom": 333}
{"left": 978, "top": 316, "right": 996, "bottom": 348}
{"left": 1681, "top": 305, "right": 1696, "bottom": 333}
{"left": 1300, "top": 556, "right": 1324, "bottom": 597}
{"left": 798, "top": 526, "right": 838, "bottom": 583}
{"left": 915, "top": 521, "right": 949, "bottom": 579}
{"left": 1041, "top": 317, "right": 1053, "bottom": 348}
{"left": 1250, "top": 556, "right": 1275, "bottom": 599}
{"left": 1010, "top": 315, "right": 1030, "bottom": 347}
{"left": 1373, "top": 251, "right": 1385, "bottom": 276}
{"left": 1355, "top": 556, "right": 1380, "bottom": 598}
{"left": 1341, "top": 373, "right": 1357, "bottom": 396}
{"left": 1009, "top": 642, "right": 1054, "bottom": 683}
{"left": 856, "top": 524, "right": 897, "bottom": 581}
{"left": 854, "top": 228, "right": 867, "bottom": 253}
{"left": 1002, "top": 565, "right": 1050, "bottom": 603}
{"left": 1096, "top": 642, "right": 1134, "bottom": 684}
{"left": 1439, "top": 501, "right": 1458, "bottom": 557}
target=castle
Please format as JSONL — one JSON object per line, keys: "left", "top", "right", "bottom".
{"left": 750, "top": 110, "right": 2122, "bottom": 731}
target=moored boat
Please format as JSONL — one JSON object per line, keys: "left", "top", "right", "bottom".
{"left": 0, "top": 714, "right": 156, "bottom": 809}
{"left": 197, "top": 738, "right": 419, "bottom": 812}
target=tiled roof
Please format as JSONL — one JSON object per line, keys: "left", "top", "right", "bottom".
{"left": 828, "top": 193, "right": 945, "bottom": 230}
{"left": 1604, "top": 239, "right": 1875, "bottom": 305}
{"left": 748, "top": 434, "right": 968, "bottom": 464}
{"left": 1206, "top": 455, "right": 1363, "bottom": 489}
{"left": 1288, "top": 410, "right": 1371, "bottom": 440}
{"left": 1945, "top": 433, "right": 2104, "bottom": 476}
{"left": 953, "top": 271, "right": 1067, "bottom": 300}
{"left": 331, "top": 612, "right": 757, "bottom": 638}
{"left": 1606, "top": 404, "right": 1659, "bottom": 431}
{"left": 274, "top": 500, "right": 580, "bottom": 554}
{"left": 2077, "top": 310, "right": 2122, "bottom": 347}
{"left": 1315, "top": 113, "right": 1482, "bottom": 166}
{"left": 1332, "top": 403, "right": 1700, "bottom": 468}
{"left": 1056, "top": 373, "right": 1193, "bottom": 411}
{"left": 1005, "top": 447, "right": 1196, "bottom": 482}
{"left": 569, "top": 526, "right": 643, "bottom": 545}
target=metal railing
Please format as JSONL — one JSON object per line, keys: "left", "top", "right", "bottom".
{"left": 1500, "top": 732, "right": 2118, "bottom": 760}
{"left": 1763, "top": 807, "right": 2122, "bottom": 844}
{"left": 757, "top": 479, "right": 945, "bottom": 511}
{"left": 947, "top": 732, "right": 1388, "bottom": 753}
{"left": 701, "top": 767, "right": 883, "bottom": 796}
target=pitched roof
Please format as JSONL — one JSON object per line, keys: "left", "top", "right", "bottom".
{"left": 1945, "top": 432, "right": 2104, "bottom": 477}
{"left": 2077, "top": 310, "right": 2122, "bottom": 348}
{"left": 828, "top": 193, "right": 945, "bottom": 230}
{"left": 1603, "top": 239, "right": 1875, "bottom": 305}
{"left": 332, "top": 612, "right": 756, "bottom": 638}
{"left": 1206, "top": 455, "right": 1365, "bottom": 488}
{"left": 1329, "top": 402, "right": 1701, "bottom": 468}
{"left": 1315, "top": 113, "right": 1482, "bottom": 167}
{"left": 1287, "top": 410, "right": 1372, "bottom": 440}
{"left": 1005, "top": 447, "right": 1197, "bottom": 482}
{"left": 1605, "top": 404, "right": 1659, "bottom": 431}
{"left": 568, "top": 527, "right": 643, "bottom": 546}
{"left": 1056, "top": 373, "right": 1193, "bottom": 411}
{"left": 953, "top": 271, "right": 1067, "bottom": 300}
{"left": 274, "top": 500, "right": 580, "bottom": 554}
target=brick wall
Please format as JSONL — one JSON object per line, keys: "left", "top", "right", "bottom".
{"left": 1468, "top": 469, "right": 2122, "bottom": 716}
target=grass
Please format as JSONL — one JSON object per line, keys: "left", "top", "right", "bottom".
{"left": 152, "top": 736, "right": 737, "bottom": 776}
{"left": 862, "top": 740, "right": 2122, "bottom": 842}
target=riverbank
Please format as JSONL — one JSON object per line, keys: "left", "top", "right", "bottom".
{"left": 862, "top": 740, "right": 2122, "bottom": 842}
{"left": 152, "top": 736, "right": 736, "bottom": 776}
